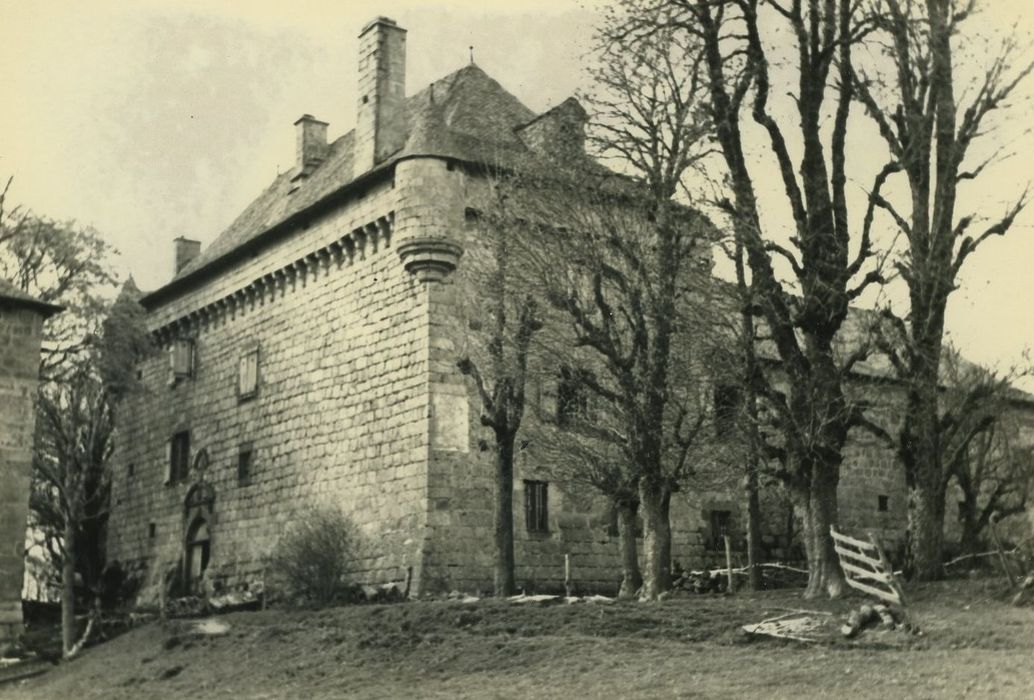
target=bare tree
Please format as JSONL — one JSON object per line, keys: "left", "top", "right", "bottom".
{"left": 506, "top": 164, "right": 716, "bottom": 600}
{"left": 456, "top": 185, "right": 543, "bottom": 597}
{"left": 31, "top": 279, "right": 151, "bottom": 657}
{"left": 523, "top": 417, "right": 645, "bottom": 598}
{"left": 526, "top": 0, "right": 716, "bottom": 600}
{"left": 0, "top": 177, "right": 117, "bottom": 380}
{"left": 633, "top": 0, "right": 887, "bottom": 598}
{"left": 936, "top": 350, "right": 1034, "bottom": 555}
{"left": 852, "top": 0, "right": 1033, "bottom": 579}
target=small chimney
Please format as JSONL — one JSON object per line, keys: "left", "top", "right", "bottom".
{"left": 174, "top": 237, "right": 202, "bottom": 274}
{"left": 354, "top": 17, "right": 407, "bottom": 177}
{"left": 293, "top": 114, "right": 329, "bottom": 180}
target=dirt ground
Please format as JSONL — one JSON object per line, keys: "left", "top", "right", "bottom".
{"left": 5, "top": 578, "right": 1033, "bottom": 699}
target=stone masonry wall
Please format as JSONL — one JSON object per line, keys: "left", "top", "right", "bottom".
{"left": 414, "top": 167, "right": 716, "bottom": 595}
{"left": 0, "top": 306, "right": 45, "bottom": 647}
{"left": 107, "top": 174, "right": 436, "bottom": 598}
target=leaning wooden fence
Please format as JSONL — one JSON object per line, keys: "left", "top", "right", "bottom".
{"left": 830, "top": 527, "right": 906, "bottom": 607}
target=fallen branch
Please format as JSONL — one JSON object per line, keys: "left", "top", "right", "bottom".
{"left": 944, "top": 548, "right": 1025, "bottom": 568}
{"left": 63, "top": 605, "right": 99, "bottom": 659}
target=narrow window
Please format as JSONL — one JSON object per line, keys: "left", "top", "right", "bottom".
{"left": 525, "top": 480, "right": 549, "bottom": 533}
{"left": 713, "top": 384, "right": 742, "bottom": 438}
{"left": 168, "top": 431, "right": 190, "bottom": 484}
{"left": 237, "top": 445, "right": 253, "bottom": 486}
{"left": 148, "top": 522, "right": 156, "bottom": 539}
{"left": 556, "top": 366, "right": 589, "bottom": 427}
{"left": 708, "top": 510, "right": 732, "bottom": 550}
{"left": 127, "top": 463, "right": 135, "bottom": 478}
{"left": 170, "top": 339, "right": 195, "bottom": 381}
{"left": 237, "top": 347, "right": 260, "bottom": 400}
{"left": 878, "top": 495, "right": 889, "bottom": 512}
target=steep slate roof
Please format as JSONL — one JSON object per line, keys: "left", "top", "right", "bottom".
{"left": 0, "top": 278, "right": 63, "bottom": 317}
{"left": 163, "top": 64, "right": 539, "bottom": 290}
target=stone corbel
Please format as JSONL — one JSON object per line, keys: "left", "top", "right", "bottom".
{"left": 380, "top": 214, "right": 394, "bottom": 248}
{"left": 353, "top": 226, "right": 368, "bottom": 260}
{"left": 397, "top": 237, "right": 464, "bottom": 283}
{"left": 365, "top": 222, "right": 380, "bottom": 253}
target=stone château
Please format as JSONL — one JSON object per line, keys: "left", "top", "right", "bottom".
{"left": 107, "top": 17, "right": 1034, "bottom": 600}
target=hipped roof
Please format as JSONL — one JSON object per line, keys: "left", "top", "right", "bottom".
{"left": 144, "top": 64, "right": 547, "bottom": 305}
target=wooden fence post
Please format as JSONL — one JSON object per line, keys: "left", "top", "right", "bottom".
{"left": 723, "top": 535, "right": 735, "bottom": 594}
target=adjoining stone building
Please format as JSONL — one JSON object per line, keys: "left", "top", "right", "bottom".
{"left": 107, "top": 17, "right": 1033, "bottom": 599}
{"left": 0, "top": 280, "right": 61, "bottom": 650}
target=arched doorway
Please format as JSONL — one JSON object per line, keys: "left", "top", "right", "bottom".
{"left": 185, "top": 517, "right": 210, "bottom": 594}
{"left": 182, "top": 480, "right": 215, "bottom": 596}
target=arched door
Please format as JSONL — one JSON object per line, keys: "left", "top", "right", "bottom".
{"left": 185, "top": 518, "right": 210, "bottom": 594}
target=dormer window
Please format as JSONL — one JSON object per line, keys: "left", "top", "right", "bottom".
{"left": 170, "top": 339, "right": 195, "bottom": 382}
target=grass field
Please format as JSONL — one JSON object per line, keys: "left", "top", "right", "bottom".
{"left": 5, "top": 578, "right": 1032, "bottom": 699}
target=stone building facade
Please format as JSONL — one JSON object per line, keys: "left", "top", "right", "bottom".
{"left": 107, "top": 17, "right": 1032, "bottom": 600}
{"left": 0, "top": 280, "right": 60, "bottom": 650}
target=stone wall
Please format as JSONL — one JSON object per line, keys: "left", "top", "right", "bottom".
{"left": 0, "top": 305, "right": 45, "bottom": 648}
{"left": 108, "top": 149, "right": 1034, "bottom": 600}
{"left": 107, "top": 173, "right": 436, "bottom": 597}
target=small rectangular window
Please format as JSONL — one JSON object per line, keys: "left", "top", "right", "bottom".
{"left": 878, "top": 495, "right": 889, "bottom": 512}
{"left": 168, "top": 431, "right": 190, "bottom": 484}
{"left": 238, "top": 445, "right": 253, "bottom": 486}
{"left": 556, "top": 366, "right": 590, "bottom": 427}
{"left": 708, "top": 510, "right": 732, "bottom": 550}
{"left": 127, "top": 463, "right": 135, "bottom": 477}
{"left": 525, "top": 480, "right": 549, "bottom": 533}
{"left": 238, "top": 347, "right": 260, "bottom": 400}
{"left": 170, "top": 339, "right": 194, "bottom": 381}
{"left": 148, "top": 522, "right": 156, "bottom": 539}
{"left": 713, "top": 384, "right": 742, "bottom": 439}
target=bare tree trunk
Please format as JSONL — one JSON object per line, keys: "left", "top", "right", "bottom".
{"left": 794, "top": 463, "right": 846, "bottom": 600}
{"left": 903, "top": 363, "right": 947, "bottom": 580}
{"left": 907, "top": 479, "right": 947, "bottom": 580}
{"left": 616, "top": 498, "right": 642, "bottom": 599}
{"left": 494, "top": 432, "right": 516, "bottom": 596}
{"left": 61, "top": 521, "right": 76, "bottom": 657}
{"left": 638, "top": 478, "right": 671, "bottom": 600}
{"left": 958, "top": 498, "right": 982, "bottom": 558}
{"left": 805, "top": 466, "right": 846, "bottom": 599}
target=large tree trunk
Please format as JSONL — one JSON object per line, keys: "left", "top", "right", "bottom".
{"left": 494, "top": 432, "right": 516, "bottom": 596}
{"left": 903, "top": 359, "right": 947, "bottom": 581}
{"left": 616, "top": 497, "right": 643, "bottom": 599}
{"left": 61, "top": 521, "right": 76, "bottom": 657}
{"left": 798, "top": 463, "right": 846, "bottom": 599}
{"left": 906, "top": 478, "right": 947, "bottom": 580}
{"left": 638, "top": 478, "right": 672, "bottom": 600}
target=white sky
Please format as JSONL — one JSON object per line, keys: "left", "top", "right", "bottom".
{"left": 1, "top": 0, "right": 1032, "bottom": 387}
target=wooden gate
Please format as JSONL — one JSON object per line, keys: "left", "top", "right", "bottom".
{"left": 830, "top": 527, "right": 906, "bottom": 607}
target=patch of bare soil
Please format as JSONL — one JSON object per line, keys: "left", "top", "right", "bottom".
{"left": 5, "top": 579, "right": 1033, "bottom": 699}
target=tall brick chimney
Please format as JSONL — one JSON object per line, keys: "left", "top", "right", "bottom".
{"left": 174, "top": 237, "right": 202, "bottom": 274}
{"left": 354, "top": 17, "right": 407, "bottom": 178}
{"left": 293, "top": 114, "right": 329, "bottom": 180}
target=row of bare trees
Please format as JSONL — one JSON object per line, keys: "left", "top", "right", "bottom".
{"left": 459, "top": 0, "right": 1032, "bottom": 600}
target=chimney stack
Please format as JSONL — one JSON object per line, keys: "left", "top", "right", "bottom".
{"left": 174, "top": 237, "right": 202, "bottom": 274}
{"left": 354, "top": 17, "right": 407, "bottom": 177}
{"left": 293, "top": 114, "right": 329, "bottom": 180}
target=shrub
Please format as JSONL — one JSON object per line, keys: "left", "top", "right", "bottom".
{"left": 266, "top": 505, "right": 365, "bottom": 607}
